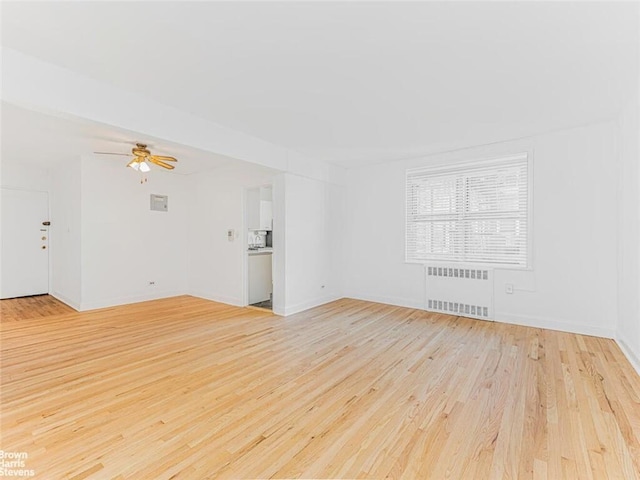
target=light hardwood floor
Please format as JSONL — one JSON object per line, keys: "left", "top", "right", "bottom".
{"left": 0, "top": 294, "right": 75, "bottom": 322}
{"left": 1, "top": 295, "right": 639, "bottom": 479}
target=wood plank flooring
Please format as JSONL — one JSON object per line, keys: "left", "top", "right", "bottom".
{"left": 1, "top": 295, "right": 639, "bottom": 479}
{"left": 0, "top": 294, "right": 75, "bottom": 322}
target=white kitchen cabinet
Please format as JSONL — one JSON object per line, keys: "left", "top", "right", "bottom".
{"left": 248, "top": 252, "right": 272, "bottom": 304}
{"left": 259, "top": 200, "right": 273, "bottom": 230}
{"left": 247, "top": 186, "right": 273, "bottom": 231}
{"left": 247, "top": 188, "right": 261, "bottom": 231}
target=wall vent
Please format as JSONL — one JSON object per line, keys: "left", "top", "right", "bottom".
{"left": 425, "top": 265, "right": 494, "bottom": 321}
{"left": 150, "top": 194, "right": 168, "bottom": 212}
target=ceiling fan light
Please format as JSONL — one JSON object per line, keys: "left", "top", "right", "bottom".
{"left": 129, "top": 161, "right": 140, "bottom": 171}
{"left": 139, "top": 161, "right": 151, "bottom": 173}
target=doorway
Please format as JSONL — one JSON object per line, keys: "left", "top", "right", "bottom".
{"left": 246, "top": 185, "right": 273, "bottom": 310}
{"left": 0, "top": 188, "right": 50, "bottom": 299}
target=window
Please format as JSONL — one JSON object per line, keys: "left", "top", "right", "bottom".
{"left": 406, "top": 153, "right": 529, "bottom": 267}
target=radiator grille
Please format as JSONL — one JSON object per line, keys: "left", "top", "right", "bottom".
{"left": 427, "top": 299, "right": 490, "bottom": 318}
{"left": 425, "top": 265, "right": 494, "bottom": 320}
{"left": 427, "top": 266, "right": 489, "bottom": 280}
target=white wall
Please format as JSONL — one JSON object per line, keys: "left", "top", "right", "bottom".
{"left": 617, "top": 99, "right": 640, "bottom": 373}
{"left": 614, "top": 7, "right": 640, "bottom": 374}
{"left": 0, "top": 161, "right": 50, "bottom": 192}
{"left": 272, "top": 174, "right": 286, "bottom": 313}
{"left": 345, "top": 121, "right": 619, "bottom": 338}
{"left": 49, "top": 159, "right": 82, "bottom": 308}
{"left": 186, "top": 166, "right": 345, "bottom": 317}
{"left": 494, "top": 124, "right": 618, "bottom": 337}
{"left": 0, "top": 154, "right": 347, "bottom": 318}
{"left": 1, "top": 155, "right": 194, "bottom": 311}
{"left": 1, "top": 159, "right": 86, "bottom": 310}
{"left": 279, "top": 173, "right": 346, "bottom": 316}
{"left": 186, "top": 163, "right": 275, "bottom": 307}
{"left": 79, "top": 155, "right": 188, "bottom": 310}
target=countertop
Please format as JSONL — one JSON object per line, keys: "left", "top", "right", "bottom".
{"left": 248, "top": 247, "right": 273, "bottom": 256}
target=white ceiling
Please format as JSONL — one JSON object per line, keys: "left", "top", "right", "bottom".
{"left": 1, "top": 102, "right": 238, "bottom": 175}
{"left": 2, "top": 1, "right": 638, "bottom": 169}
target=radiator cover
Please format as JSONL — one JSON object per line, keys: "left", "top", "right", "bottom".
{"left": 425, "top": 266, "right": 494, "bottom": 320}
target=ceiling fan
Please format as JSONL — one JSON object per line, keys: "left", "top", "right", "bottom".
{"left": 95, "top": 143, "right": 178, "bottom": 172}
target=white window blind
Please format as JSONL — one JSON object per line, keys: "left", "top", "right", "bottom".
{"left": 406, "top": 153, "right": 529, "bottom": 266}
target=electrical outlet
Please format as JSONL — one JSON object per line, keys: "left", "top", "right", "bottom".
{"left": 505, "top": 283, "right": 514, "bottom": 294}
{"left": 148, "top": 281, "right": 156, "bottom": 286}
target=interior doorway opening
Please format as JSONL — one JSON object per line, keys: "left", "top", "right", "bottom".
{"left": 246, "top": 185, "right": 273, "bottom": 311}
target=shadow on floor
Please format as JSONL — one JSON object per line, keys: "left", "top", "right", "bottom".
{"left": 250, "top": 299, "right": 272, "bottom": 310}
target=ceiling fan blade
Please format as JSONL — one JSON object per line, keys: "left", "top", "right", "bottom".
{"left": 149, "top": 157, "right": 175, "bottom": 170}
{"left": 94, "top": 151, "right": 130, "bottom": 156}
{"left": 150, "top": 155, "right": 177, "bottom": 162}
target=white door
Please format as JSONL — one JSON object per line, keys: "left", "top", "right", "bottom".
{"left": 0, "top": 188, "right": 49, "bottom": 299}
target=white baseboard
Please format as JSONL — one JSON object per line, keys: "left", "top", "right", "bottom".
{"left": 616, "top": 337, "right": 640, "bottom": 377}
{"left": 78, "top": 290, "right": 187, "bottom": 311}
{"left": 281, "top": 294, "right": 343, "bottom": 316}
{"left": 345, "top": 294, "right": 616, "bottom": 339}
{"left": 494, "top": 312, "right": 615, "bottom": 339}
{"left": 189, "top": 292, "right": 342, "bottom": 317}
{"left": 189, "top": 291, "right": 244, "bottom": 307}
{"left": 50, "top": 291, "right": 80, "bottom": 311}
{"left": 346, "top": 292, "right": 425, "bottom": 311}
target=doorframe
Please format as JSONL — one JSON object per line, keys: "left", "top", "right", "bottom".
{"left": 242, "top": 182, "right": 278, "bottom": 311}
{"left": 241, "top": 187, "right": 249, "bottom": 307}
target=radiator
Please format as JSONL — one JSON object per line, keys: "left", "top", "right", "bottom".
{"left": 425, "top": 265, "right": 494, "bottom": 320}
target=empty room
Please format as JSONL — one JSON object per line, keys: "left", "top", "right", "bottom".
{"left": 1, "top": 1, "right": 639, "bottom": 479}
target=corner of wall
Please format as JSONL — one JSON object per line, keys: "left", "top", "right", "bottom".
{"left": 78, "top": 289, "right": 188, "bottom": 312}
{"left": 49, "top": 291, "right": 81, "bottom": 311}
{"left": 614, "top": 85, "right": 640, "bottom": 378}
{"left": 281, "top": 294, "right": 344, "bottom": 317}
{"left": 495, "top": 312, "right": 616, "bottom": 339}
{"left": 616, "top": 335, "right": 640, "bottom": 377}
{"left": 189, "top": 291, "right": 244, "bottom": 308}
